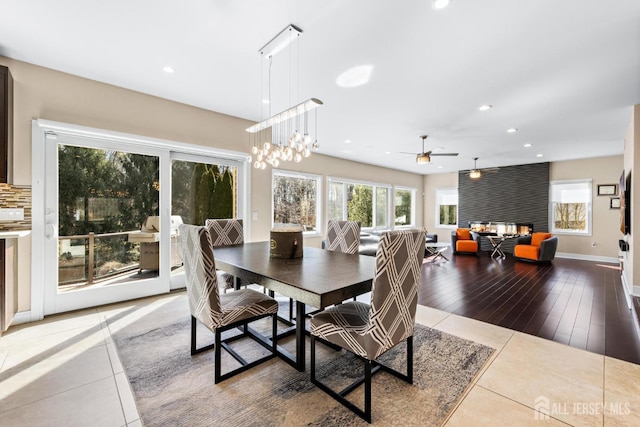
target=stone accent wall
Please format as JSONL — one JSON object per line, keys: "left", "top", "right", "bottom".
{"left": 458, "top": 162, "right": 549, "bottom": 252}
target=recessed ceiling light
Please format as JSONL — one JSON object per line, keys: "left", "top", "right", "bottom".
{"left": 437, "top": 165, "right": 443, "bottom": 169}
{"left": 344, "top": 139, "right": 352, "bottom": 144}
{"left": 507, "top": 128, "right": 518, "bottom": 133}
{"left": 523, "top": 143, "right": 532, "bottom": 148}
{"left": 385, "top": 151, "right": 391, "bottom": 155}
{"left": 536, "top": 154, "right": 543, "bottom": 158}
{"left": 162, "top": 66, "right": 175, "bottom": 73}
{"left": 478, "top": 104, "right": 492, "bottom": 111}
{"left": 262, "top": 99, "right": 270, "bottom": 104}
{"left": 433, "top": 0, "right": 452, "bottom": 9}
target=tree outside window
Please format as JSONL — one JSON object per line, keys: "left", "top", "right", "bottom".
{"left": 327, "top": 178, "right": 390, "bottom": 229}
{"left": 394, "top": 188, "right": 414, "bottom": 226}
{"left": 272, "top": 171, "right": 320, "bottom": 232}
{"left": 376, "top": 187, "right": 389, "bottom": 228}
{"left": 327, "top": 180, "right": 344, "bottom": 221}
{"left": 347, "top": 184, "right": 373, "bottom": 227}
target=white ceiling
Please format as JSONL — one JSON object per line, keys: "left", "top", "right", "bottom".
{"left": 1, "top": 0, "right": 639, "bottom": 174}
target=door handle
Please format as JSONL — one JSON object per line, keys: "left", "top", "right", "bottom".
{"left": 46, "top": 223, "right": 58, "bottom": 240}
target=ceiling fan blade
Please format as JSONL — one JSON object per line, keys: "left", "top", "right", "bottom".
{"left": 430, "top": 153, "right": 459, "bottom": 156}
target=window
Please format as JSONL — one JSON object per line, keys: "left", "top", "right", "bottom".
{"left": 435, "top": 187, "right": 458, "bottom": 228}
{"left": 272, "top": 170, "right": 321, "bottom": 233}
{"left": 327, "top": 177, "right": 390, "bottom": 229}
{"left": 376, "top": 187, "right": 389, "bottom": 228}
{"left": 550, "top": 180, "right": 592, "bottom": 235}
{"left": 171, "top": 160, "right": 237, "bottom": 225}
{"left": 394, "top": 188, "right": 415, "bottom": 226}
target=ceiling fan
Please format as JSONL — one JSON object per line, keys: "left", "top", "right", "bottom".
{"left": 404, "top": 135, "right": 459, "bottom": 164}
{"left": 465, "top": 157, "right": 500, "bottom": 179}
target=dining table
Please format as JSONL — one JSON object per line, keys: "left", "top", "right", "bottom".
{"left": 213, "top": 241, "right": 376, "bottom": 371}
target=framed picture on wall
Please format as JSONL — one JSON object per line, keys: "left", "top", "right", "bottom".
{"left": 610, "top": 197, "right": 621, "bottom": 209}
{"left": 597, "top": 184, "right": 617, "bottom": 196}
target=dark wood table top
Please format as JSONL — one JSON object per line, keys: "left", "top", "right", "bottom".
{"left": 213, "top": 241, "right": 376, "bottom": 308}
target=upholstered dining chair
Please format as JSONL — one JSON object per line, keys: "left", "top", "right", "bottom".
{"left": 180, "top": 224, "right": 278, "bottom": 384}
{"left": 310, "top": 228, "right": 426, "bottom": 423}
{"left": 292, "top": 220, "right": 363, "bottom": 319}
{"left": 205, "top": 219, "right": 244, "bottom": 292}
{"left": 326, "top": 220, "right": 361, "bottom": 254}
{"left": 327, "top": 220, "right": 361, "bottom": 304}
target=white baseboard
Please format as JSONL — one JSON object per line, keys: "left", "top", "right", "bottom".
{"left": 11, "top": 311, "right": 33, "bottom": 326}
{"left": 555, "top": 252, "right": 618, "bottom": 264}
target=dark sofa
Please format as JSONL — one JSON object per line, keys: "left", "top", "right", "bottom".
{"left": 357, "top": 231, "right": 437, "bottom": 257}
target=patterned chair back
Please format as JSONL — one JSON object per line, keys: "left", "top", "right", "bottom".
{"left": 180, "top": 224, "right": 223, "bottom": 329}
{"left": 205, "top": 219, "right": 244, "bottom": 247}
{"left": 366, "top": 228, "right": 425, "bottom": 359}
{"left": 326, "top": 220, "right": 361, "bottom": 255}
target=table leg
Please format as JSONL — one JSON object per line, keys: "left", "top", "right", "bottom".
{"left": 295, "top": 300, "right": 306, "bottom": 371}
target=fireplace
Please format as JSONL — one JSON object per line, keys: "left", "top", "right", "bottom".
{"left": 468, "top": 221, "right": 533, "bottom": 236}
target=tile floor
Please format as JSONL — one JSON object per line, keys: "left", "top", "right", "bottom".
{"left": 1, "top": 291, "right": 640, "bottom": 426}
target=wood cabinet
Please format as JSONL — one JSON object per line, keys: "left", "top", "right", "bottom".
{"left": 0, "top": 65, "right": 11, "bottom": 183}
{"left": 0, "top": 65, "right": 11, "bottom": 333}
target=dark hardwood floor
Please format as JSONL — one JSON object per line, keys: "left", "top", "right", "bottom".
{"left": 418, "top": 250, "right": 640, "bottom": 364}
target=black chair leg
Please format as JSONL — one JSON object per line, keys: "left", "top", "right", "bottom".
{"left": 407, "top": 335, "right": 413, "bottom": 384}
{"left": 191, "top": 316, "right": 215, "bottom": 356}
{"left": 311, "top": 335, "right": 372, "bottom": 423}
{"left": 364, "top": 360, "right": 372, "bottom": 423}
{"left": 191, "top": 316, "right": 197, "bottom": 356}
{"left": 214, "top": 328, "right": 222, "bottom": 383}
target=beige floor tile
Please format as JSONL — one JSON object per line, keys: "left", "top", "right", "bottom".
{"left": 0, "top": 344, "right": 113, "bottom": 413}
{"left": 477, "top": 333, "right": 604, "bottom": 426}
{"left": 0, "top": 327, "right": 107, "bottom": 371}
{"left": 499, "top": 332, "right": 604, "bottom": 386}
{"left": 604, "top": 356, "right": 640, "bottom": 426}
{"left": 0, "top": 308, "right": 102, "bottom": 345}
{"left": 106, "top": 342, "right": 123, "bottom": 374}
{"left": 415, "top": 304, "right": 451, "bottom": 327}
{"left": 432, "top": 313, "right": 515, "bottom": 350}
{"left": 101, "top": 293, "right": 186, "bottom": 337}
{"left": 0, "top": 348, "right": 7, "bottom": 371}
{"left": 0, "top": 376, "right": 126, "bottom": 427}
{"left": 101, "top": 320, "right": 114, "bottom": 344}
{"left": 115, "top": 371, "right": 140, "bottom": 424}
{"left": 444, "top": 385, "right": 568, "bottom": 426}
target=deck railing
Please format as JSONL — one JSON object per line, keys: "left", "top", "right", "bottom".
{"left": 58, "top": 231, "right": 141, "bottom": 286}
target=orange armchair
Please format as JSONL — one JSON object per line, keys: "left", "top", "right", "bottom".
{"left": 514, "top": 232, "right": 558, "bottom": 262}
{"left": 451, "top": 228, "right": 481, "bottom": 255}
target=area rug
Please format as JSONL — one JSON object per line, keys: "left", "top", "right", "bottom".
{"left": 110, "top": 299, "right": 494, "bottom": 426}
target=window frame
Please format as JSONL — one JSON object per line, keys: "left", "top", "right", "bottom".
{"left": 271, "top": 169, "right": 323, "bottom": 236}
{"left": 435, "top": 187, "right": 458, "bottom": 229}
{"left": 326, "top": 176, "right": 392, "bottom": 231}
{"left": 393, "top": 186, "right": 417, "bottom": 228}
{"left": 549, "top": 179, "right": 592, "bottom": 236}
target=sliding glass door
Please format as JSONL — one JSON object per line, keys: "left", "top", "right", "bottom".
{"left": 44, "top": 133, "right": 168, "bottom": 314}
{"left": 169, "top": 153, "right": 240, "bottom": 290}
{"left": 36, "top": 121, "right": 248, "bottom": 315}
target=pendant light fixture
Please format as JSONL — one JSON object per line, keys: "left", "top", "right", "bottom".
{"left": 247, "top": 24, "right": 322, "bottom": 170}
